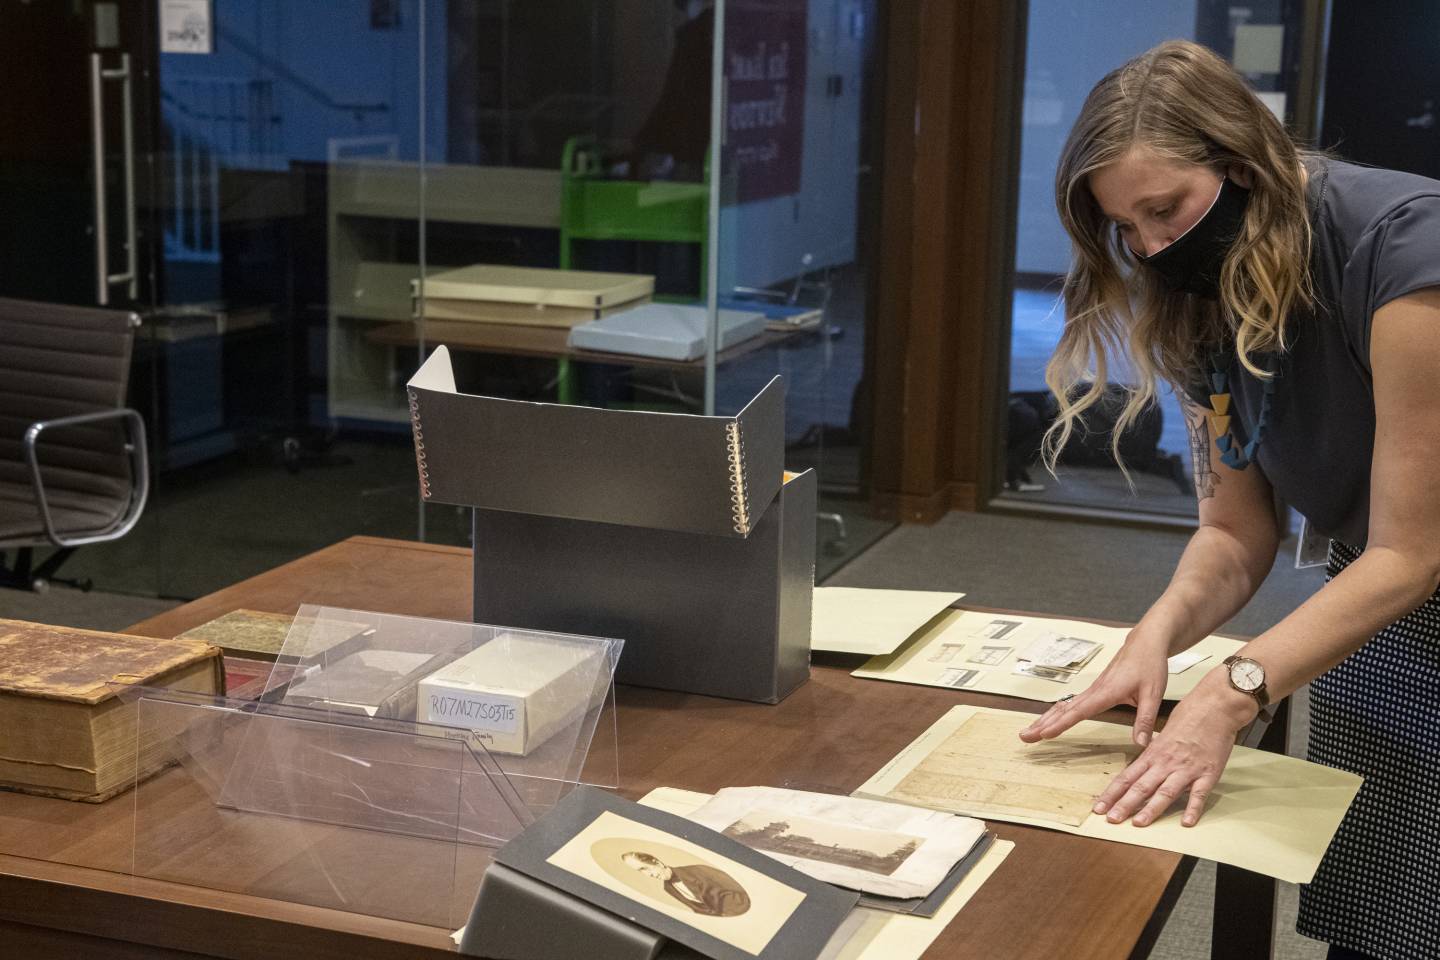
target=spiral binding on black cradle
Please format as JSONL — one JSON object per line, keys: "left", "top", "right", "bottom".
{"left": 407, "top": 390, "right": 432, "bottom": 499}
{"left": 725, "top": 421, "right": 750, "bottom": 535}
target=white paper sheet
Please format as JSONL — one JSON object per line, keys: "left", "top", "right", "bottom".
{"left": 1166, "top": 651, "right": 1211, "bottom": 675}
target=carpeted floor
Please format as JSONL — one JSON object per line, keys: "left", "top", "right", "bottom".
{"left": 822, "top": 508, "right": 1324, "bottom": 640}
{"left": 0, "top": 586, "right": 179, "bottom": 632}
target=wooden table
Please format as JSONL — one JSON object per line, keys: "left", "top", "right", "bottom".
{"left": 0, "top": 537, "right": 1277, "bottom": 959}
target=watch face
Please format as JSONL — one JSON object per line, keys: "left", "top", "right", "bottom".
{"left": 1230, "top": 658, "right": 1265, "bottom": 692}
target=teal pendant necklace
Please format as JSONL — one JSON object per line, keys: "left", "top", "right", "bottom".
{"left": 1207, "top": 354, "right": 1277, "bottom": 470}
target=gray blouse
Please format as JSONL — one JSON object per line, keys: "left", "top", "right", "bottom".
{"left": 1191, "top": 157, "right": 1440, "bottom": 546}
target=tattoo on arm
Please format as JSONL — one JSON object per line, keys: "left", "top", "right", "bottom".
{"left": 1184, "top": 403, "right": 1219, "bottom": 501}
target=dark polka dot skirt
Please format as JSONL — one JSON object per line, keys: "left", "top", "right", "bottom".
{"left": 1296, "top": 540, "right": 1440, "bottom": 958}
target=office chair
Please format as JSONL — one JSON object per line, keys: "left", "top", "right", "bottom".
{"left": 0, "top": 298, "right": 150, "bottom": 592}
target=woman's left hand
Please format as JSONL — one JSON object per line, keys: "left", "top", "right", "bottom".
{"left": 1092, "top": 670, "right": 1260, "bottom": 828}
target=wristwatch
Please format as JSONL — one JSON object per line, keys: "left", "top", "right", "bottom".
{"left": 1223, "top": 654, "right": 1270, "bottom": 707}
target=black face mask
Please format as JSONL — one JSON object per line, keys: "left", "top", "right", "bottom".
{"left": 1133, "top": 177, "right": 1251, "bottom": 299}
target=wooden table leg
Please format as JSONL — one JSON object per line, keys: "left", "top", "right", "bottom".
{"left": 1210, "top": 696, "right": 1290, "bottom": 960}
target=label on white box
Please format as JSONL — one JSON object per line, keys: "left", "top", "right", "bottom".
{"left": 417, "top": 633, "right": 606, "bottom": 756}
{"left": 424, "top": 689, "right": 522, "bottom": 734}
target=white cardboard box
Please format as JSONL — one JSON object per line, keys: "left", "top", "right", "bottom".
{"left": 418, "top": 634, "right": 603, "bottom": 756}
{"left": 566, "top": 302, "right": 767, "bottom": 360}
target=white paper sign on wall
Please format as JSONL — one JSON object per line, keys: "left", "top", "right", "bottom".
{"left": 160, "top": 0, "right": 214, "bottom": 55}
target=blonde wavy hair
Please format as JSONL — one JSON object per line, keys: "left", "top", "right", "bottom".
{"left": 1041, "top": 39, "right": 1315, "bottom": 475}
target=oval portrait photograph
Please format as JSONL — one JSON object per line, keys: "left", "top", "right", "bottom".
{"left": 591, "top": 836, "right": 753, "bottom": 918}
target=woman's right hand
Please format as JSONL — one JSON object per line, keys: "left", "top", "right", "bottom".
{"left": 1018, "top": 627, "right": 1174, "bottom": 747}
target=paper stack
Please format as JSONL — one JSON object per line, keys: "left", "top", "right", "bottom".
{"left": 416, "top": 264, "right": 654, "bottom": 328}
{"left": 1011, "top": 632, "right": 1103, "bottom": 683}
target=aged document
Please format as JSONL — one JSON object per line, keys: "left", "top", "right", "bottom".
{"left": 688, "top": 785, "right": 987, "bottom": 900}
{"left": 967, "top": 645, "right": 1011, "bottom": 666}
{"left": 884, "top": 712, "right": 1129, "bottom": 827}
{"left": 857, "top": 706, "right": 1364, "bottom": 884}
{"left": 1016, "top": 633, "right": 1102, "bottom": 670}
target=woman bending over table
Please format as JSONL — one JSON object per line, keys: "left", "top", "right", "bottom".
{"left": 1018, "top": 39, "right": 1440, "bottom": 960}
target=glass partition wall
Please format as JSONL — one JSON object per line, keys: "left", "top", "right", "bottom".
{"left": 418, "top": 0, "right": 889, "bottom": 576}
{"left": 998, "top": 0, "right": 1312, "bottom": 522}
{"left": 140, "top": 0, "right": 433, "bottom": 597}
{"left": 712, "top": 0, "right": 888, "bottom": 577}
{"left": 0, "top": 0, "right": 886, "bottom": 601}
{"left": 0, "top": 1, "right": 429, "bottom": 599}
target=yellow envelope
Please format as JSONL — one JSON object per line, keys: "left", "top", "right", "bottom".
{"left": 812, "top": 588, "right": 965, "bottom": 656}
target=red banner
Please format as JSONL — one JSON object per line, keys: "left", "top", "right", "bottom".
{"left": 725, "top": 1, "right": 808, "bottom": 203}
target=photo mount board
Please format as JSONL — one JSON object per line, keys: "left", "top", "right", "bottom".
{"left": 460, "top": 863, "right": 702, "bottom": 960}
{"left": 637, "top": 787, "right": 1017, "bottom": 960}
{"left": 470, "top": 786, "right": 859, "bottom": 960}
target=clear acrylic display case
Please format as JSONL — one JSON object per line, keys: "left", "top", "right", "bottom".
{"left": 111, "top": 608, "right": 621, "bottom": 929}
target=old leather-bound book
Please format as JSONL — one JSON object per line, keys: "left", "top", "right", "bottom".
{"left": 176, "top": 608, "right": 296, "bottom": 660}
{"left": 0, "top": 619, "right": 224, "bottom": 802}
